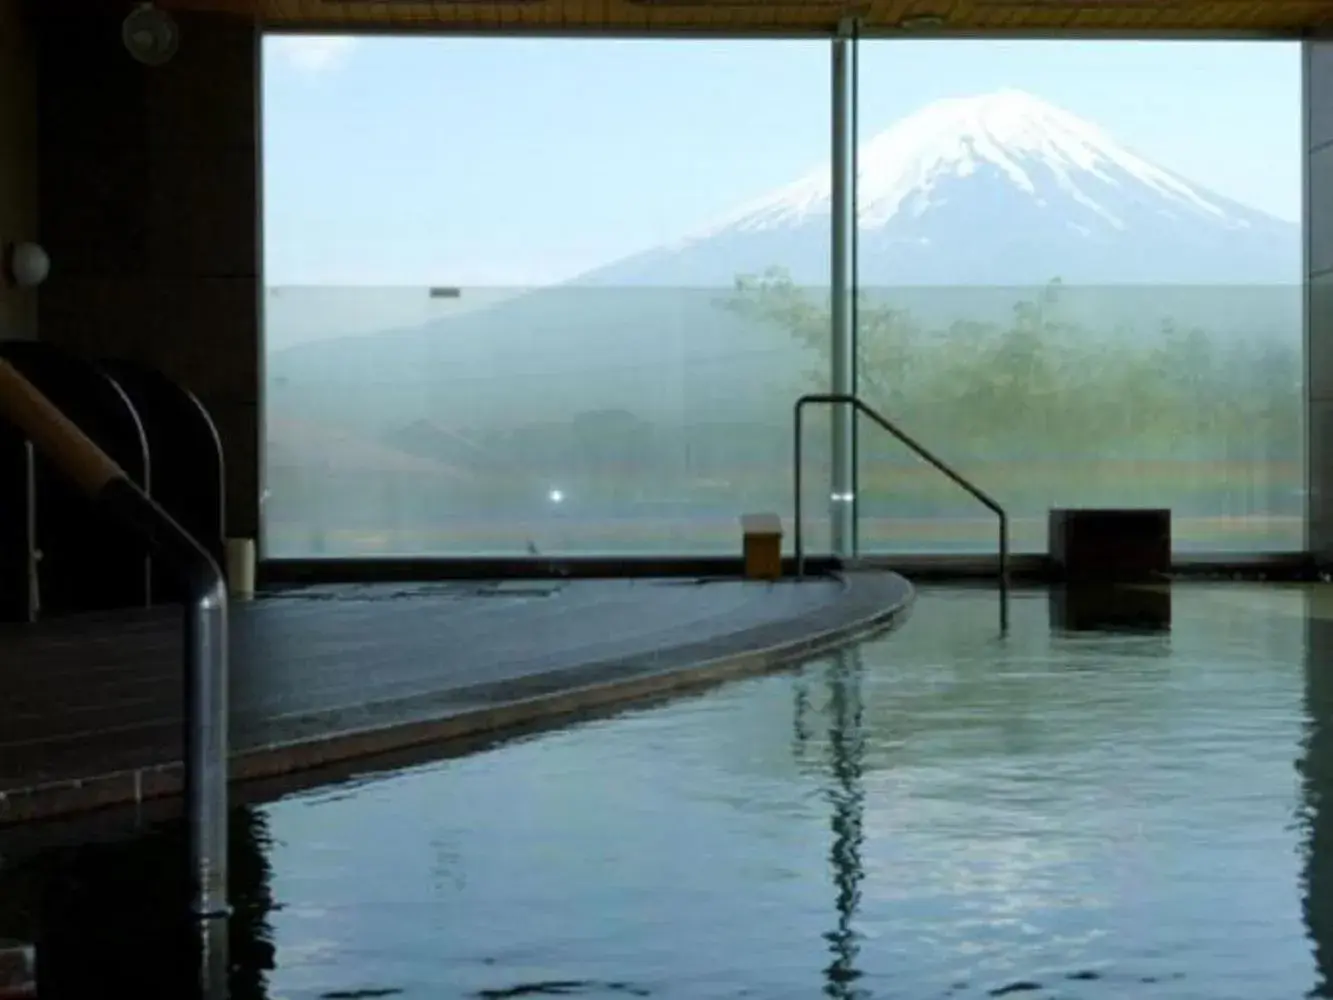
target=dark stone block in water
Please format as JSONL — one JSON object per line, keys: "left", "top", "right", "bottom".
{"left": 1049, "top": 508, "right": 1171, "bottom": 583}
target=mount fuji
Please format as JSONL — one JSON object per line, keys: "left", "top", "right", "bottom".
{"left": 579, "top": 88, "right": 1298, "bottom": 287}
{"left": 268, "top": 89, "right": 1301, "bottom": 432}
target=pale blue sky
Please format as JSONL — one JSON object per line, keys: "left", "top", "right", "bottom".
{"left": 262, "top": 36, "right": 1302, "bottom": 287}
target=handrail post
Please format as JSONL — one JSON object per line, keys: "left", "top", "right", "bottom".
{"left": 793, "top": 392, "right": 1009, "bottom": 587}
{"left": 101, "top": 483, "right": 231, "bottom": 996}
{"left": 183, "top": 550, "right": 230, "bottom": 921}
{"left": 100, "top": 481, "right": 231, "bottom": 990}
{"left": 830, "top": 30, "right": 857, "bottom": 561}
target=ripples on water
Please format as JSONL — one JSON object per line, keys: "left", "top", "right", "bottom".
{"left": 5, "top": 583, "right": 1333, "bottom": 999}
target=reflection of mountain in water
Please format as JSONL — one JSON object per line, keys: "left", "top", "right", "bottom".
{"left": 713, "top": 588, "right": 1311, "bottom": 813}
{"left": 705, "top": 592, "right": 1173, "bottom": 787}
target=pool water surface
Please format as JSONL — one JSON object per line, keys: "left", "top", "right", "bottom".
{"left": 4, "top": 583, "right": 1333, "bottom": 1000}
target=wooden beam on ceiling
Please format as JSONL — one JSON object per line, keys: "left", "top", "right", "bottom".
{"left": 156, "top": 0, "right": 1333, "bottom": 35}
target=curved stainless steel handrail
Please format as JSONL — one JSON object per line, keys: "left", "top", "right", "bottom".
{"left": 0, "top": 358, "right": 229, "bottom": 927}
{"left": 794, "top": 392, "right": 1009, "bottom": 583}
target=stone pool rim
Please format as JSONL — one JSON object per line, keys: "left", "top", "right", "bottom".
{"left": 0, "top": 570, "right": 913, "bottom": 826}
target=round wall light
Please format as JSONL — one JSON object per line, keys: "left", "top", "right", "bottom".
{"left": 3, "top": 242, "right": 50, "bottom": 289}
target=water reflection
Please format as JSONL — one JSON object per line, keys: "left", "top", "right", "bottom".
{"left": 793, "top": 673, "right": 814, "bottom": 760}
{"left": 0, "top": 807, "right": 275, "bottom": 1000}
{"left": 1303, "top": 601, "right": 1333, "bottom": 998}
{"left": 1048, "top": 583, "right": 1172, "bottom": 636}
{"left": 822, "top": 649, "right": 868, "bottom": 999}
{"left": 5, "top": 584, "right": 1332, "bottom": 998}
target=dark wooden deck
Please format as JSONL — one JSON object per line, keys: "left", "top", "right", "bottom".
{"left": 0, "top": 572, "right": 912, "bottom": 824}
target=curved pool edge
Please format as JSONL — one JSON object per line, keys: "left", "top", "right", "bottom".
{"left": 230, "top": 569, "right": 915, "bottom": 781}
{"left": 0, "top": 571, "right": 914, "bottom": 826}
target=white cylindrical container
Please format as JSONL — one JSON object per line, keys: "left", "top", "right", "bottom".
{"left": 225, "top": 537, "right": 256, "bottom": 600}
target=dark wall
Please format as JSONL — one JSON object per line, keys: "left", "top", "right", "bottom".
{"left": 33, "top": 6, "right": 261, "bottom": 538}
{"left": 0, "top": 0, "right": 38, "bottom": 340}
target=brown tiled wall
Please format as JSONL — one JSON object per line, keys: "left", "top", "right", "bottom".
{"left": 33, "top": 8, "right": 261, "bottom": 538}
{"left": 0, "top": 0, "right": 37, "bottom": 340}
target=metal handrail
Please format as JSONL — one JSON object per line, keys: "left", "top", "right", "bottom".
{"left": 0, "top": 360, "right": 230, "bottom": 936}
{"left": 794, "top": 393, "right": 1009, "bottom": 581}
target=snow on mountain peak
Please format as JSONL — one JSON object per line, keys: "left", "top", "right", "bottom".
{"left": 691, "top": 88, "right": 1237, "bottom": 241}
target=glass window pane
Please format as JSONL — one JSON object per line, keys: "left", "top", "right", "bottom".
{"left": 851, "top": 40, "right": 1303, "bottom": 556}
{"left": 261, "top": 37, "right": 831, "bottom": 558}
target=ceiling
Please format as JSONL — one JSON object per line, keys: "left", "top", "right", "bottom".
{"left": 159, "top": 0, "right": 1333, "bottom": 36}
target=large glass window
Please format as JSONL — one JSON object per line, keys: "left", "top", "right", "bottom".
{"left": 263, "top": 36, "right": 1303, "bottom": 560}
{"left": 841, "top": 40, "right": 1304, "bottom": 555}
{"left": 261, "top": 36, "right": 831, "bottom": 558}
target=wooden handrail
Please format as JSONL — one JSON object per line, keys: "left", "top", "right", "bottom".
{"left": 0, "top": 358, "right": 123, "bottom": 496}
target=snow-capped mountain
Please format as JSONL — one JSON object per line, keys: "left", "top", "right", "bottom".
{"left": 581, "top": 89, "right": 1298, "bottom": 286}
{"left": 268, "top": 89, "right": 1301, "bottom": 432}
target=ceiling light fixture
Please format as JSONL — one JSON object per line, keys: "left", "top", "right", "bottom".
{"left": 121, "top": 3, "right": 181, "bottom": 67}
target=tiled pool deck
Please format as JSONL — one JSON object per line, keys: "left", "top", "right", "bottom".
{"left": 0, "top": 571, "right": 912, "bottom": 825}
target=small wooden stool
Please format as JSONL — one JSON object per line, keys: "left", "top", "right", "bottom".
{"left": 741, "top": 512, "right": 783, "bottom": 581}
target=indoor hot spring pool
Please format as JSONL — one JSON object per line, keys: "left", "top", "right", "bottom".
{"left": 5, "top": 582, "right": 1333, "bottom": 1000}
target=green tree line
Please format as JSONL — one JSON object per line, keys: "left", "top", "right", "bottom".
{"left": 720, "top": 267, "right": 1301, "bottom": 464}
{"left": 719, "top": 267, "right": 1302, "bottom": 547}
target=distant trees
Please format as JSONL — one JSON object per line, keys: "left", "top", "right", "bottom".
{"left": 719, "top": 265, "right": 1303, "bottom": 527}
{"left": 267, "top": 266, "right": 1305, "bottom": 556}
